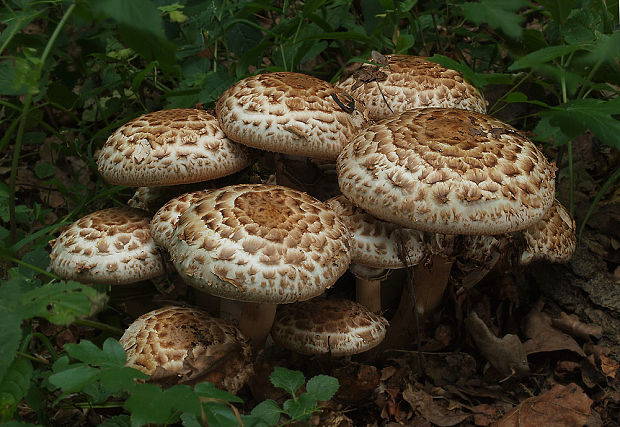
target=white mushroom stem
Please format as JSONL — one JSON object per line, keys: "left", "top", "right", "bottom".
{"left": 238, "top": 302, "right": 278, "bottom": 347}
{"left": 350, "top": 264, "right": 388, "bottom": 313}
{"left": 382, "top": 254, "right": 453, "bottom": 349}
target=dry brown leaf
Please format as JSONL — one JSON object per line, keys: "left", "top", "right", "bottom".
{"left": 470, "top": 403, "right": 506, "bottom": 426}
{"left": 522, "top": 300, "right": 586, "bottom": 357}
{"left": 402, "top": 385, "right": 470, "bottom": 426}
{"left": 552, "top": 312, "right": 603, "bottom": 340}
{"left": 495, "top": 383, "right": 592, "bottom": 427}
{"left": 465, "top": 311, "right": 529, "bottom": 378}
{"left": 599, "top": 354, "right": 618, "bottom": 378}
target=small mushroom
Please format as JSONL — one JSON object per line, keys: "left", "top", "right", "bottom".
{"left": 49, "top": 207, "right": 164, "bottom": 285}
{"left": 120, "top": 305, "right": 253, "bottom": 393}
{"left": 336, "top": 54, "right": 487, "bottom": 121}
{"left": 97, "top": 109, "right": 251, "bottom": 187}
{"left": 169, "top": 184, "right": 352, "bottom": 346}
{"left": 271, "top": 298, "right": 388, "bottom": 356}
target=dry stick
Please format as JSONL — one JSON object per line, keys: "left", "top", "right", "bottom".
{"left": 396, "top": 232, "right": 424, "bottom": 374}
{"left": 376, "top": 81, "right": 394, "bottom": 114}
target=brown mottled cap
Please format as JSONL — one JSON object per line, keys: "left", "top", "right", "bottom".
{"left": 97, "top": 109, "right": 251, "bottom": 187}
{"left": 49, "top": 207, "right": 164, "bottom": 284}
{"left": 337, "top": 108, "right": 556, "bottom": 235}
{"left": 520, "top": 199, "right": 576, "bottom": 264}
{"left": 216, "top": 72, "right": 368, "bottom": 160}
{"left": 120, "top": 305, "right": 252, "bottom": 393}
{"left": 325, "top": 195, "right": 426, "bottom": 268}
{"left": 150, "top": 190, "right": 213, "bottom": 250}
{"left": 271, "top": 298, "right": 388, "bottom": 356}
{"left": 169, "top": 184, "right": 352, "bottom": 303}
{"left": 336, "top": 54, "right": 487, "bottom": 121}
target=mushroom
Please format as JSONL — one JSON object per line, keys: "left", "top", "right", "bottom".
{"left": 216, "top": 72, "right": 368, "bottom": 161}
{"left": 325, "top": 195, "right": 427, "bottom": 312}
{"left": 169, "top": 184, "right": 352, "bottom": 346}
{"left": 271, "top": 298, "right": 388, "bottom": 356}
{"left": 119, "top": 305, "right": 252, "bottom": 393}
{"left": 336, "top": 54, "right": 487, "bottom": 121}
{"left": 337, "top": 108, "right": 557, "bottom": 343}
{"left": 97, "top": 109, "right": 252, "bottom": 187}
{"left": 49, "top": 207, "right": 164, "bottom": 285}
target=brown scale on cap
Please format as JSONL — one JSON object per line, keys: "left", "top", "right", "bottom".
{"left": 520, "top": 199, "right": 576, "bottom": 264}
{"left": 336, "top": 54, "right": 487, "bottom": 121}
{"left": 216, "top": 72, "right": 368, "bottom": 160}
{"left": 150, "top": 190, "right": 214, "bottom": 250}
{"left": 49, "top": 208, "right": 163, "bottom": 284}
{"left": 271, "top": 298, "right": 388, "bottom": 356}
{"left": 97, "top": 109, "right": 251, "bottom": 187}
{"left": 120, "top": 306, "right": 252, "bottom": 393}
{"left": 325, "top": 195, "right": 426, "bottom": 268}
{"left": 337, "top": 108, "right": 556, "bottom": 235}
{"left": 170, "top": 184, "right": 352, "bottom": 303}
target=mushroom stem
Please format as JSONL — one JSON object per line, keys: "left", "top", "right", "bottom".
{"left": 238, "top": 302, "right": 278, "bottom": 347}
{"left": 382, "top": 254, "right": 453, "bottom": 349}
{"left": 356, "top": 278, "right": 382, "bottom": 313}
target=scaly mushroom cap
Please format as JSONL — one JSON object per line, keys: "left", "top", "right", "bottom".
{"left": 336, "top": 55, "right": 487, "bottom": 121}
{"left": 271, "top": 298, "right": 388, "bottom": 356}
{"left": 170, "top": 184, "right": 352, "bottom": 303}
{"left": 97, "top": 109, "right": 251, "bottom": 186}
{"left": 325, "top": 195, "right": 426, "bottom": 268}
{"left": 520, "top": 199, "right": 576, "bottom": 264}
{"left": 120, "top": 305, "right": 252, "bottom": 393}
{"left": 150, "top": 190, "right": 214, "bottom": 250}
{"left": 337, "top": 108, "right": 556, "bottom": 235}
{"left": 216, "top": 72, "right": 368, "bottom": 160}
{"left": 49, "top": 208, "right": 164, "bottom": 284}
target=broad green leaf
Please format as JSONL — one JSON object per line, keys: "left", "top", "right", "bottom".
{"left": 0, "top": 278, "right": 26, "bottom": 382}
{"left": 48, "top": 365, "right": 99, "bottom": 393}
{"left": 582, "top": 31, "right": 620, "bottom": 68}
{"left": 460, "top": 0, "right": 529, "bottom": 39}
{"left": 306, "top": 375, "right": 339, "bottom": 401}
{"left": 0, "top": 60, "right": 31, "bottom": 96}
{"left": 504, "top": 91, "right": 551, "bottom": 107}
{"left": 0, "top": 358, "right": 33, "bottom": 422}
{"left": 20, "top": 281, "right": 100, "bottom": 324}
{"left": 538, "top": 0, "right": 576, "bottom": 23}
{"left": 194, "top": 382, "right": 243, "bottom": 403}
{"left": 282, "top": 393, "right": 317, "bottom": 421}
{"left": 125, "top": 383, "right": 176, "bottom": 427}
{"left": 201, "top": 402, "right": 241, "bottom": 427}
{"left": 250, "top": 399, "right": 281, "bottom": 425}
{"left": 270, "top": 367, "right": 305, "bottom": 396}
{"left": 99, "top": 366, "right": 148, "bottom": 393}
{"left": 34, "top": 163, "right": 56, "bottom": 180}
{"left": 508, "top": 44, "right": 586, "bottom": 70}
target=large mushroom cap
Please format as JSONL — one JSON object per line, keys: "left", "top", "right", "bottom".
{"left": 520, "top": 199, "right": 576, "bottom": 264}
{"left": 97, "top": 109, "right": 251, "bottom": 187}
{"left": 150, "top": 190, "right": 214, "bottom": 250}
{"left": 325, "top": 195, "right": 426, "bottom": 269}
{"left": 49, "top": 207, "right": 164, "bottom": 284}
{"left": 271, "top": 298, "right": 388, "bottom": 356}
{"left": 120, "top": 305, "right": 252, "bottom": 393}
{"left": 336, "top": 54, "right": 487, "bottom": 121}
{"left": 216, "top": 72, "right": 368, "bottom": 160}
{"left": 337, "top": 108, "right": 556, "bottom": 235}
{"left": 170, "top": 184, "right": 352, "bottom": 303}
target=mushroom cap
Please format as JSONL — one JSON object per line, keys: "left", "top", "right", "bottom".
{"left": 150, "top": 190, "right": 214, "bottom": 250}
{"left": 97, "top": 109, "right": 251, "bottom": 187}
{"left": 49, "top": 207, "right": 164, "bottom": 284}
{"left": 520, "top": 199, "right": 576, "bottom": 264}
{"left": 271, "top": 298, "right": 388, "bottom": 356}
{"left": 170, "top": 184, "right": 352, "bottom": 303}
{"left": 216, "top": 72, "right": 368, "bottom": 160}
{"left": 120, "top": 305, "right": 252, "bottom": 393}
{"left": 336, "top": 54, "right": 487, "bottom": 121}
{"left": 325, "top": 195, "right": 426, "bottom": 268}
{"left": 337, "top": 108, "right": 556, "bottom": 235}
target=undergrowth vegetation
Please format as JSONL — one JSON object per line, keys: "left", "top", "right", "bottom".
{"left": 0, "top": 0, "right": 618, "bottom": 425}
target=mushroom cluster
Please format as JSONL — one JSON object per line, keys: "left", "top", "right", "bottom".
{"left": 49, "top": 54, "right": 576, "bottom": 393}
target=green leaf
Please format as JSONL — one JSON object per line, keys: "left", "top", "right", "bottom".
{"left": 0, "top": 278, "right": 26, "bottom": 382}
{"left": 270, "top": 367, "right": 305, "bottom": 397}
{"left": 460, "top": 0, "right": 529, "bottom": 39}
{"left": 194, "top": 382, "right": 243, "bottom": 403}
{"left": 0, "top": 60, "right": 31, "bottom": 96}
{"left": 282, "top": 393, "right": 316, "bottom": 421}
{"left": 48, "top": 365, "right": 99, "bottom": 393}
{"left": 98, "top": 415, "right": 131, "bottom": 427}
{"left": 0, "top": 358, "right": 33, "bottom": 422}
{"left": 125, "top": 383, "right": 176, "bottom": 427}
{"left": 508, "top": 44, "right": 586, "bottom": 70}
{"left": 538, "top": 0, "right": 576, "bottom": 23}
{"left": 34, "top": 163, "right": 56, "bottom": 180}
{"left": 306, "top": 375, "right": 339, "bottom": 401}
{"left": 250, "top": 399, "right": 281, "bottom": 425}
{"left": 201, "top": 402, "right": 241, "bottom": 427}
{"left": 20, "top": 281, "right": 100, "bottom": 324}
